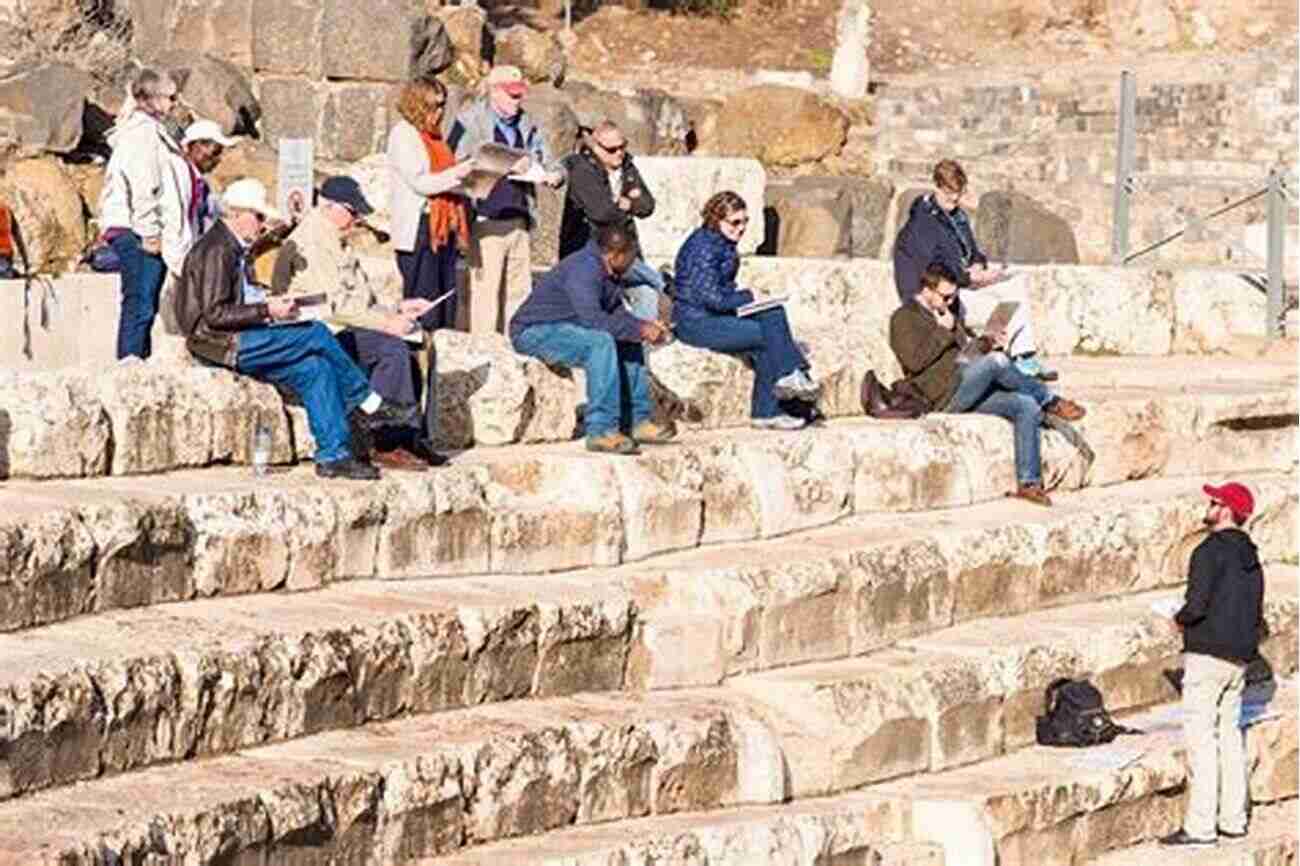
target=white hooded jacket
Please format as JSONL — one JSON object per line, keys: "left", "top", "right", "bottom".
{"left": 98, "top": 109, "right": 195, "bottom": 274}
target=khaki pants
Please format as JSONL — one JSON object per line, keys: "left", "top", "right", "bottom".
{"left": 463, "top": 217, "right": 531, "bottom": 335}
{"left": 1182, "top": 651, "right": 1249, "bottom": 838}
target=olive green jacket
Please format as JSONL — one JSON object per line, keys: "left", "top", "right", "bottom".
{"left": 888, "top": 300, "right": 975, "bottom": 411}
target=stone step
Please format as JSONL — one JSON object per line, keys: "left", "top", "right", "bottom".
{"left": 0, "top": 481, "right": 1291, "bottom": 802}
{"left": 722, "top": 571, "right": 1297, "bottom": 799}
{"left": 1, "top": 682, "right": 1289, "bottom": 866}
{"left": 421, "top": 794, "right": 937, "bottom": 866}
{"left": 0, "top": 375, "right": 1293, "bottom": 633}
{"left": 0, "top": 336, "right": 1292, "bottom": 478}
{"left": 1088, "top": 800, "right": 1297, "bottom": 866}
{"left": 870, "top": 680, "right": 1298, "bottom": 866}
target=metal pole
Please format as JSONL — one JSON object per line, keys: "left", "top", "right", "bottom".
{"left": 565, "top": 0, "right": 571, "bottom": 32}
{"left": 1111, "top": 70, "right": 1136, "bottom": 266}
{"left": 1266, "top": 167, "right": 1285, "bottom": 337}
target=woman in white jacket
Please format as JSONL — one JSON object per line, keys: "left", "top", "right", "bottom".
{"left": 385, "top": 78, "right": 475, "bottom": 460}
{"left": 97, "top": 68, "right": 185, "bottom": 360}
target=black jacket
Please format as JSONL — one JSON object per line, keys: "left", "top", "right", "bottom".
{"left": 1176, "top": 528, "right": 1265, "bottom": 663}
{"left": 892, "top": 193, "right": 988, "bottom": 303}
{"left": 174, "top": 221, "right": 268, "bottom": 368}
{"left": 559, "top": 146, "right": 655, "bottom": 260}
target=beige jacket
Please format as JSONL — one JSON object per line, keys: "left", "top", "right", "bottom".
{"left": 270, "top": 208, "right": 391, "bottom": 333}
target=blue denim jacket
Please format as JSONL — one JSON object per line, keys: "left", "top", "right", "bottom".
{"left": 671, "top": 226, "right": 753, "bottom": 323}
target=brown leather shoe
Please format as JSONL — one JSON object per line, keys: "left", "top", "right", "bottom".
{"left": 586, "top": 431, "right": 640, "bottom": 455}
{"left": 1011, "top": 483, "right": 1053, "bottom": 506}
{"left": 371, "top": 447, "right": 429, "bottom": 471}
{"left": 631, "top": 419, "right": 677, "bottom": 445}
{"left": 1045, "top": 397, "right": 1086, "bottom": 422}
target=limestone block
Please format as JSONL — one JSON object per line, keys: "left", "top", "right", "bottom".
{"left": 935, "top": 520, "right": 1047, "bottom": 622}
{"left": 849, "top": 422, "right": 971, "bottom": 513}
{"left": 608, "top": 450, "right": 704, "bottom": 562}
{"left": 375, "top": 467, "right": 492, "bottom": 577}
{"left": 77, "top": 497, "right": 193, "bottom": 613}
{"left": 714, "top": 86, "right": 848, "bottom": 167}
{"left": 691, "top": 441, "right": 764, "bottom": 545}
{"left": 762, "top": 177, "right": 853, "bottom": 258}
{"left": 975, "top": 191, "right": 1080, "bottom": 265}
{"left": 322, "top": 83, "right": 393, "bottom": 162}
{"left": 252, "top": 77, "right": 324, "bottom": 144}
{"left": 635, "top": 157, "right": 766, "bottom": 258}
{"left": 769, "top": 175, "right": 895, "bottom": 258}
{"left": 169, "top": 0, "right": 254, "bottom": 69}
{"left": 157, "top": 51, "right": 260, "bottom": 136}
{"left": 0, "top": 157, "right": 88, "bottom": 273}
{"left": 492, "top": 26, "right": 566, "bottom": 86}
{"left": 483, "top": 456, "right": 623, "bottom": 573}
{"left": 0, "top": 63, "right": 90, "bottom": 153}
{"left": 321, "top": 0, "right": 424, "bottom": 82}
{"left": 1171, "top": 268, "right": 1269, "bottom": 352}
{"left": 734, "top": 430, "right": 854, "bottom": 538}
{"left": 532, "top": 587, "right": 634, "bottom": 698}
{"left": 252, "top": 0, "right": 323, "bottom": 76}
{"left": 181, "top": 488, "right": 303, "bottom": 595}
{"left": 0, "top": 368, "right": 109, "bottom": 478}
{"left": 0, "top": 506, "right": 97, "bottom": 631}
{"left": 1028, "top": 265, "right": 1175, "bottom": 357}
{"left": 844, "top": 534, "right": 955, "bottom": 653}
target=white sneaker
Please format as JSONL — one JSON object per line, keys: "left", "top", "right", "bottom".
{"left": 774, "top": 370, "right": 819, "bottom": 402}
{"left": 751, "top": 414, "right": 807, "bottom": 430}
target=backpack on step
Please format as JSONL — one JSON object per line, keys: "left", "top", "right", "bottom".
{"left": 1034, "top": 678, "right": 1139, "bottom": 747}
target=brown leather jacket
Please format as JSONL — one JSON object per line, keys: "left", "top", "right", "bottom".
{"left": 173, "top": 220, "right": 269, "bottom": 367}
{"left": 888, "top": 300, "right": 979, "bottom": 411}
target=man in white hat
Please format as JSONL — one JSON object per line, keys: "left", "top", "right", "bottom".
{"left": 172, "top": 178, "right": 410, "bottom": 481}
{"left": 177, "top": 119, "right": 234, "bottom": 238}
{"left": 447, "top": 64, "right": 566, "bottom": 335}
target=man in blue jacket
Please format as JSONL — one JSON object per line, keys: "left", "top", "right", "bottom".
{"left": 1162, "top": 481, "right": 1265, "bottom": 848}
{"left": 893, "top": 159, "right": 1057, "bottom": 382}
{"left": 510, "top": 224, "right": 675, "bottom": 455}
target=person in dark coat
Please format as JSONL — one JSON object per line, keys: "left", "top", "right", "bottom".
{"left": 1161, "top": 482, "right": 1266, "bottom": 848}
{"left": 892, "top": 158, "right": 1057, "bottom": 382}
{"left": 560, "top": 121, "right": 664, "bottom": 323}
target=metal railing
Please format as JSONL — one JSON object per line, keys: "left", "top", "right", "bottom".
{"left": 1110, "top": 70, "right": 1296, "bottom": 336}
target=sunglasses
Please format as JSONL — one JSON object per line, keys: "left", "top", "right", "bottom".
{"left": 596, "top": 140, "right": 626, "bottom": 153}
{"left": 724, "top": 216, "right": 749, "bottom": 227}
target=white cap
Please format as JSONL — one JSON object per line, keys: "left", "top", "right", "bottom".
{"left": 220, "top": 178, "right": 284, "bottom": 222}
{"left": 181, "top": 118, "right": 237, "bottom": 147}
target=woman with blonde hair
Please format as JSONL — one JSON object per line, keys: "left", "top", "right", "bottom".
{"left": 673, "top": 190, "right": 820, "bottom": 430}
{"left": 385, "top": 78, "right": 476, "bottom": 463}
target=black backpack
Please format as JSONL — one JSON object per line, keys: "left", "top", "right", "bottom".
{"left": 1035, "top": 678, "right": 1140, "bottom": 747}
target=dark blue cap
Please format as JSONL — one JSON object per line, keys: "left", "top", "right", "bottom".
{"left": 318, "top": 175, "right": 374, "bottom": 216}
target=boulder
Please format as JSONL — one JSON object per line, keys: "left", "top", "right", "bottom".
{"left": 762, "top": 178, "right": 853, "bottom": 258}
{"left": 491, "top": 26, "right": 566, "bottom": 86}
{"left": 975, "top": 190, "right": 1079, "bottom": 265}
{"left": 713, "top": 86, "right": 847, "bottom": 167}
{"left": 0, "top": 63, "right": 90, "bottom": 153}
{"left": 785, "top": 175, "right": 894, "bottom": 258}
{"left": 634, "top": 157, "right": 767, "bottom": 258}
{"left": 409, "top": 14, "right": 454, "bottom": 81}
{"left": 157, "top": 51, "right": 260, "bottom": 136}
{"left": 0, "top": 157, "right": 88, "bottom": 272}
{"left": 440, "top": 5, "right": 487, "bottom": 63}
{"left": 206, "top": 141, "right": 278, "bottom": 194}
{"left": 321, "top": 0, "right": 424, "bottom": 82}
{"left": 562, "top": 81, "right": 690, "bottom": 155}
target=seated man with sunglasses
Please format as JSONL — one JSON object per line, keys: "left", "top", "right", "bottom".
{"left": 560, "top": 120, "right": 665, "bottom": 325}
{"left": 174, "top": 178, "right": 411, "bottom": 480}
{"left": 270, "top": 175, "right": 443, "bottom": 470}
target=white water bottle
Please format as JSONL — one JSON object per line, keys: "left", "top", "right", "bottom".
{"left": 252, "top": 419, "right": 272, "bottom": 477}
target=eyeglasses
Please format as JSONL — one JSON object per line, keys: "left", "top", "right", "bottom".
{"left": 155, "top": 92, "right": 178, "bottom": 103}
{"left": 724, "top": 216, "right": 749, "bottom": 227}
{"left": 596, "top": 140, "right": 627, "bottom": 153}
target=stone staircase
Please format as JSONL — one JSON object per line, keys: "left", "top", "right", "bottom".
{"left": 0, "top": 341, "right": 1293, "bottom": 863}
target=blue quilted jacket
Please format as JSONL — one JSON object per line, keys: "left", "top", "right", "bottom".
{"left": 671, "top": 226, "right": 754, "bottom": 323}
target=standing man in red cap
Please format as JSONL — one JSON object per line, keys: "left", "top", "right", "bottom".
{"left": 1162, "top": 481, "right": 1264, "bottom": 848}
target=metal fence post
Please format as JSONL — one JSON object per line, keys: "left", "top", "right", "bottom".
{"left": 1266, "top": 167, "right": 1284, "bottom": 337}
{"left": 1111, "top": 71, "right": 1136, "bottom": 266}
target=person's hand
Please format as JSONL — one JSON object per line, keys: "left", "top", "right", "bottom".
{"left": 141, "top": 236, "right": 162, "bottom": 256}
{"left": 626, "top": 188, "right": 641, "bottom": 200}
{"left": 617, "top": 196, "right": 632, "bottom": 211}
{"left": 267, "top": 298, "right": 298, "bottom": 321}
{"left": 383, "top": 313, "right": 417, "bottom": 337}
{"left": 511, "top": 156, "right": 532, "bottom": 174}
{"left": 986, "top": 326, "right": 1007, "bottom": 350}
{"left": 639, "top": 320, "right": 669, "bottom": 344}
{"left": 452, "top": 158, "right": 476, "bottom": 181}
{"left": 932, "top": 306, "right": 955, "bottom": 330}
{"left": 544, "top": 169, "right": 564, "bottom": 188}
{"left": 399, "top": 298, "right": 435, "bottom": 319}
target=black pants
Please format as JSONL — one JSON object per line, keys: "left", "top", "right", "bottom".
{"left": 336, "top": 327, "right": 422, "bottom": 450}
{"left": 396, "top": 213, "right": 460, "bottom": 443}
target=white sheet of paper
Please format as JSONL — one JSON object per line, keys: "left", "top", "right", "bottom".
{"left": 507, "top": 164, "right": 549, "bottom": 184}
{"left": 1149, "top": 597, "right": 1182, "bottom": 619}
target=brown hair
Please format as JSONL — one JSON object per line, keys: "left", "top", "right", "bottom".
{"left": 932, "top": 159, "right": 967, "bottom": 193}
{"left": 396, "top": 79, "right": 448, "bottom": 134}
{"left": 919, "top": 262, "right": 956, "bottom": 290}
{"left": 700, "top": 190, "right": 747, "bottom": 229}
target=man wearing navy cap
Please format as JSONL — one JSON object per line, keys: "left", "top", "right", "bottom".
{"left": 273, "top": 175, "right": 444, "bottom": 469}
{"left": 1162, "top": 481, "right": 1265, "bottom": 848}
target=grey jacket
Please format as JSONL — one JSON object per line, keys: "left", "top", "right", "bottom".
{"left": 447, "top": 98, "right": 566, "bottom": 225}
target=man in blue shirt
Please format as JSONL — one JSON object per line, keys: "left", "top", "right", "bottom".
{"left": 510, "top": 224, "right": 674, "bottom": 454}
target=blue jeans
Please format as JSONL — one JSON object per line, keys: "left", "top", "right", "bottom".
{"left": 236, "top": 322, "right": 373, "bottom": 464}
{"left": 113, "top": 231, "right": 166, "bottom": 359}
{"left": 674, "top": 306, "right": 807, "bottom": 419}
{"left": 622, "top": 259, "right": 666, "bottom": 321}
{"left": 512, "top": 322, "right": 651, "bottom": 438}
{"left": 944, "top": 352, "right": 1053, "bottom": 485}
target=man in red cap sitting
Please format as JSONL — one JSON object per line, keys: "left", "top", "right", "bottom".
{"left": 1162, "top": 481, "right": 1264, "bottom": 848}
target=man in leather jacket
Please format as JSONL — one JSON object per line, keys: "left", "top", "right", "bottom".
{"left": 172, "top": 178, "right": 407, "bottom": 480}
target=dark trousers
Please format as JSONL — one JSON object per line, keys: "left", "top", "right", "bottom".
{"left": 337, "top": 327, "right": 421, "bottom": 451}
{"left": 674, "top": 306, "right": 807, "bottom": 419}
{"left": 113, "top": 231, "right": 166, "bottom": 359}
{"left": 396, "top": 213, "right": 459, "bottom": 442}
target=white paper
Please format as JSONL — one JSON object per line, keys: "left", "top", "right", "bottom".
{"left": 507, "top": 164, "right": 550, "bottom": 184}
{"left": 737, "top": 296, "right": 788, "bottom": 318}
{"left": 1149, "top": 597, "right": 1182, "bottom": 618}
{"left": 277, "top": 138, "right": 314, "bottom": 222}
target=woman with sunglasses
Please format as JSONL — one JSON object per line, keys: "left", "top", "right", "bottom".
{"left": 672, "top": 191, "right": 820, "bottom": 430}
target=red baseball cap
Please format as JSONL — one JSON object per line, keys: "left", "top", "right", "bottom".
{"left": 1203, "top": 482, "right": 1254, "bottom": 521}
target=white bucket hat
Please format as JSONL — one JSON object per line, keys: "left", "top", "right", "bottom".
{"left": 220, "top": 178, "right": 283, "bottom": 222}
{"left": 181, "top": 118, "right": 237, "bottom": 147}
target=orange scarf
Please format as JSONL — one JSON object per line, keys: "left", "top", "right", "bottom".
{"left": 420, "top": 129, "right": 470, "bottom": 254}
